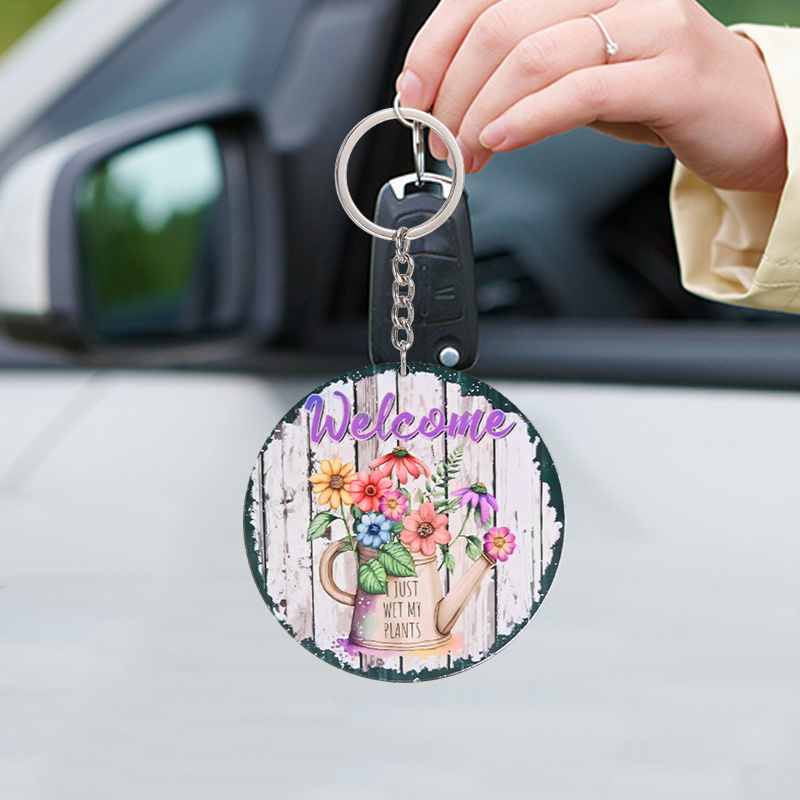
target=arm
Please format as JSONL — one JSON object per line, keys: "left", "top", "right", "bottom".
{"left": 672, "top": 24, "right": 800, "bottom": 313}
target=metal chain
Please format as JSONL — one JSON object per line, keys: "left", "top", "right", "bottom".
{"left": 390, "top": 227, "right": 415, "bottom": 376}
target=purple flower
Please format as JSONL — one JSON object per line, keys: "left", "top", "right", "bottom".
{"left": 452, "top": 482, "right": 499, "bottom": 523}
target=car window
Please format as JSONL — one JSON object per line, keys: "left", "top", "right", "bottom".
{"left": 1, "top": 0, "right": 800, "bottom": 386}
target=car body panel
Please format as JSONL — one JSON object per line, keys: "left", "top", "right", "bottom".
{"left": 2, "top": 372, "right": 800, "bottom": 798}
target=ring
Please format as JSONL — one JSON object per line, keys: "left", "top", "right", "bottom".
{"left": 335, "top": 107, "right": 465, "bottom": 241}
{"left": 588, "top": 13, "right": 619, "bottom": 61}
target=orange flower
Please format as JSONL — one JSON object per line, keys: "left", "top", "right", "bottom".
{"left": 400, "top": 502, "right": 450, "bottom": 556}
{"left": 349, "top": 469, "right": 393, "bottom": 513}
{"left": 370, "top": 447, "right": 431, "bottom": 485}
{"left": 309, "top": 457, "right": 356, "bottom": 510}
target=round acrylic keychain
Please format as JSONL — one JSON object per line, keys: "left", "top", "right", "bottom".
{"left": 244, "top": 102, "right": 564, "bottom": 682}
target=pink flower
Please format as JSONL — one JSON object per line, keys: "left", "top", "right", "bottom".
{"left": 370, "top": 447, "right": 431, "bottom": 485}
{"left": 452, "top": 482, "right": 499, "bottom": 524}
{"left": 379, "top": 490, "right": 409, "bottom": 521}
{"left": 349, "top": 470, "right": 393, "bottom": 513}
{"left": 401, "top": 502, "right": 450, "bottom": 557}
{"left": 483, "top": 527, "right": 516, "bottom": 562}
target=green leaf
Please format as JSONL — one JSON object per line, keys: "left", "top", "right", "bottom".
{"left": 378, "top": 541, "right": 417, "bottom": 578}
{"left": 391, "top": 520, "right": 406, "bottom": 534}
{"left": 466, "top": 536, "right": 482, "bottom": 562}
{"left": 350, "top": 505, "right": 364, "bottom": 523}
{"left": 416, "top": 489, "right": 426, "bottom": 505}
{"left": 435, "top": 498, "right": 461, "bottom": 513}
{"left": 359, "top": 560, "right": 388, "bottom": 594}
{"left": 473, "top": 509, "right": 483, "bottom": 527}
{"left": 444, "top": 550, "right": 456, "bottom": 574}
{"left": 339, "top": 541, "right": 355, "bottom": 553}
{"left": 307, "top": 511, "right": 338, "bottom": 541}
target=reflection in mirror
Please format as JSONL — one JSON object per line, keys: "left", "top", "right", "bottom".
{"left": 77, "top": 125, "right": 228, "bottom": 338}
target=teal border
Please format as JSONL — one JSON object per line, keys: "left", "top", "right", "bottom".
{"left": 243, "top": 362, "right": 565, "bottom": 682}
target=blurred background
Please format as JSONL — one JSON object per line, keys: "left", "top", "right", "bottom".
{"left": 0, "top": 0, "right": 61, "bottom": 54}
{"left": 2, "top": 2, "right": 800, "bottom": 800}
{"left": 4, "top": 0, "right": 800, "bottom": 55}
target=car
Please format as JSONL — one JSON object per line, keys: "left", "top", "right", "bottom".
{"left": 2, "top": 1, "right": 800, "bottom": 798}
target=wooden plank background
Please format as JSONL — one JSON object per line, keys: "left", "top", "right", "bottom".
{"left": 247, "top": 370, "right": 563, "bottom": 677}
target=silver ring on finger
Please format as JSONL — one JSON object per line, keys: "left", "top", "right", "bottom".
{"left": 588, "top": 12, "right": 619, "bottom": 62}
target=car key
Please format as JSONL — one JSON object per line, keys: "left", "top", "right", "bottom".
{"left": 369, "top": 171, "right": 478, "bottom": 370}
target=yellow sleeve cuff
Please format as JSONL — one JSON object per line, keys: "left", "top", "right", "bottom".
{"left": 671, "top": 23, "right": 800, "bottom": 313}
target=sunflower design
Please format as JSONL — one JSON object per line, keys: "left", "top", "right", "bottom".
{"left": 309, "top": 457, "right": 356, "bottom": 510}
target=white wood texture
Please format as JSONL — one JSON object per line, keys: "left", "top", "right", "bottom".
{"left": 309, "top": 379, "right": 358, "bottom": 663}
{"left": 353, "top": 369, "right": 402, "bottom": 674}
{"left": 494, "top": 423, "right": 537, "bottom": 636}
{"left": 266, "top": 408, "right": 314, "bottom": 639}
{"left": 445, "top": 380, "right": 496, "bottom": 659}
{"left": 393, "top": 370, "right": 449, "bottom": 675}
{"left": 248, "top": 370, "right": 562, "bottom": 676}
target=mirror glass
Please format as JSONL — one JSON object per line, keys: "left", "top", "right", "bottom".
{"left": 77, "top": 124, "right": 231, "bottom": 338}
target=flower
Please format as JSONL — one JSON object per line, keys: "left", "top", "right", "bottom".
{"left": 370, "top": 447, "right": 431, "bottom": 485}
{"left": 309, "top": 457, "right": 356, "bottom": 510}
{"left": 379, "top": 489, "right": 409, "bottom": 521}
{"left": 349, "top": 469, "right": 393, "bottom": 513}
{"left": 452, "top": 482, "right": 499, "bottom": 523}
{"left": 356, "top": 512, "right": 392, "bottom": 548}
{"left": 483, "top": 527, "right": 516, "bottom": 562}
{"left": 401, "top": 502, "right": 450, "bottom": 556}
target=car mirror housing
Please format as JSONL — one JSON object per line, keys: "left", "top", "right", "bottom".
{"left": 0, "top": 94, "right": 283, "bottom": 353}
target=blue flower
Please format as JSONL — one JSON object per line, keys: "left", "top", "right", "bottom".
{"left": 356, "top": 512, "right": 392, "bottom": 548}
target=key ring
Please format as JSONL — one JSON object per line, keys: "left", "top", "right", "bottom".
{"left": 335, "top": 106, "right": 465, "bottom": 240}
{"left": 412, "top": 119, "right": 425, "bottom": 184}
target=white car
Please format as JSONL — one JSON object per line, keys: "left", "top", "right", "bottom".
{"left": 2, "top": 1, "right": 800, "bottom": 799}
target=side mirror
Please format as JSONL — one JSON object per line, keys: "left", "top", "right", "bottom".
{"left": 0, "top": 95, "right": 283, "bottom": 352}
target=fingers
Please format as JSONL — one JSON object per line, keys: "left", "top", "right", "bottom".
{"left": 401, "top": 0, "right": 625, "bottom": 163}
{"left": 478, "top": 60, "right": 666, "bottom": 153}
{"left": 398, "top": 0, "right": 496, "bottom": 112}
{"left": 457, "top": 10, "right": 646, "bottom": 170}
{"left": 427, "top": 1, "right": 549, "bottom": 159}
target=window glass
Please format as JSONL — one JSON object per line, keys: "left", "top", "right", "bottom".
{"left": 77, "top": 125, "right": 227, "bottom": 336}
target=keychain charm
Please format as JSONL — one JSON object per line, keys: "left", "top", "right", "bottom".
{"left": 244, "top": 101, "right": 564, "bottom": 682}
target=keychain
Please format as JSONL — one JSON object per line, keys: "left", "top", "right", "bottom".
{"left": 369, "top": 98, "right": 478, "bottom": 370}
{"left": 244, "top": 100, "right": 564, "bottom": 682}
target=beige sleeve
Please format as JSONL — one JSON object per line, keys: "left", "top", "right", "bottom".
{"left": 670, "top": 24, "right": 800, "bottom": 313}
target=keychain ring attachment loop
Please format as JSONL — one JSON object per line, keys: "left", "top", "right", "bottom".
{"left": 335, "top": 107, "right": 465, "bottom": 241}
{"left": 392, "top": 91, "right": 415, "bottom": 128}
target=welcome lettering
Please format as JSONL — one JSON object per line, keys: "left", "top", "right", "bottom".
{"left": 304, "top": 392, "right": 516, "bottom": 445}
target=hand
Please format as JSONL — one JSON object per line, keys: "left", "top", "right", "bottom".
{"left": 397, "top": 0, "right": 787, "bottom": 195}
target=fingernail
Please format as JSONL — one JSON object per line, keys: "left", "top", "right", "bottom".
{"left": 429, "top": 131, "right": 447, "bottom": 160}
{"left": 398, "top": 68, "right": 423, "bottom": 108}
{"left": 479, "top": 118, "right": 508, "bottom": 150}
{"left": 456, "top": 137, "right": 474, "bottom": 172}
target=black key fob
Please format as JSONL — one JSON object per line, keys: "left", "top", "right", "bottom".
{"left": 369, "top": 173, "right": 478, "bottom": 370}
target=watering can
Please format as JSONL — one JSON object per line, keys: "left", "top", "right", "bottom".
{"left": 319, "top": 541, "right": 495, "bottom": 651}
